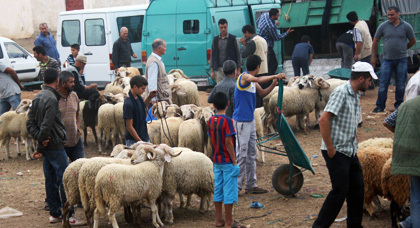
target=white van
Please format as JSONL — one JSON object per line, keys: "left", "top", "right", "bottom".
{"left": 57, "top": 4, "right": 148, "bottom": 88}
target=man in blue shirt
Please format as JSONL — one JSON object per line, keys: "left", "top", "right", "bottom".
{"left": 123, "top": 76, "right": 157, "bottom": 146}
{"left": 34, "top": 23, "right": 60, "bottom": 63}
{"left": 292, "top": 35, "right": 314, "bottom": 76}
{"left": 257, "top": 8, "right": 294, "bottom": 75}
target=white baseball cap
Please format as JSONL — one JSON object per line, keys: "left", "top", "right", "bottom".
{"left": 351, "top": 61, "right": 378, "bottom": 79}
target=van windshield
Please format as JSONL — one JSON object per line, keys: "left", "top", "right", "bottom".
{"left": 117, "top": 16, "right": 144, "bottom": 43}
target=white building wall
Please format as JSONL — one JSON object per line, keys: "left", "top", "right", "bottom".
{"left": 0, "top": 0, "right": 34, "bottom": 39}
{"left": 31, "top": 0, "right": 65, "bottom": 35}
{"left": 84, "top": 0, "right": 149, "bottom": 9}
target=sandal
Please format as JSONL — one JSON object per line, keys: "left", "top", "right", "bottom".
{"left": 231, "top": 220, "right": 248, "bottom": 228}
{"left": 245, "top": 187, "right": 268, "bottom": 194}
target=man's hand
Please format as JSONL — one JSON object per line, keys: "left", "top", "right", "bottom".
{"left": 277, "top": 73, "right": 287, "bottom": 80}
{"left": 33, "top": 151, "right": 43, "bottom": 159}
{"left": 19, "top": 83, "right": 24, "bottom": 90}
{"left": 370, "top": 57, "right": 376, "bottom": 68}
{"left": 148, "top": 90, "right": 158, "bottom": 99}
{"left": 210, "top": 72, "right": 215, "bottom": 80}
{"left": 239, "top": 37, "right": 246, "bottom": 46}
{"left": 88, "top": 83, "right": 98, "bottom": 89}
{"left": 287, "top": 28, "right": 294, "bottom": 34}
{"left": 133, "top": 54, "right": 138, "bottom": 58}
{"left": 327, "top": 146, "right": 336, "bottom": 158}
{"left": 354, "top": 55, "right": 359, "bottom": 62}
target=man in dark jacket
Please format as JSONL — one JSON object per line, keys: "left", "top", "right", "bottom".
{"left": 27, "top": 69, "right": 68, "bottom": 224}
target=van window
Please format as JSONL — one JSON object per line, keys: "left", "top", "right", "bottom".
{"left": 85, "top": 19, "right": 105, "bottom": 46}
{"left": 0, "top": 46, "right": 3, "bottom": 59}
{"left": 117, "top": 16, "right": 144, "bottom": 43}
{"left": 4, "top": 42, "right": 26, "bottom": 59}
{"left": 183, "top": 20, "right": 199, "bottom": 34}
{"left": 62, "top": 20, "right": 81, "bottom": 47}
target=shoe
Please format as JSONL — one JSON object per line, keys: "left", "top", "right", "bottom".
{"left": 44, "top": 200, "right": 49, "bottom": 211}
{"left": 250, "top": 201, "right": 264, "bottom": 208}
{"left": 49, "top": 215, "right": 62, "bottom": 223}
{"left": 69, "top": 216, "right": 87, "bottom": 226}
{"left": 372, "top": 107, "right": 384, "bottom": 113}
{"left": 245, "top": 187, "right": 268, "bottom": 194}
{"left": 397, "top": 222, "right": 406, "bottom": 228}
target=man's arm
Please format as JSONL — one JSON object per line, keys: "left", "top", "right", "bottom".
{"left": 112, "top": 42, "right": 119, "bottom": 68}
{"left": 408, "top": 38, "right": 416, "bottom": 50}
{"left": 4, "top": 67, "right": 24, "bottom": 90}
{"left": 383, "top": 108, "right": 398, "bottom": 133}
{"left": 370, "top": 37, "right": 380, "bottom": 67}
{"left": 38, "top": 100, "right": 59, "bottom": 142}
{"left": 240, "top": 39, "right": 256, "bottom": 59}
{"left": 353, "top": 28, "right": 363, "bottom": 61}
{"left": 144, "top": 90, "right": 157, "bottom": 106}
{"left": 309, "top": 53, "right": 313, "bottom": 66}
{"left": 125, "top": 118, "right": 142, "bottom": 141}
{"left": 319, "top": 111, "right": 336, "bottom": 158}
{"left": 225, "top": 136, "right": 237, "bottom": 166}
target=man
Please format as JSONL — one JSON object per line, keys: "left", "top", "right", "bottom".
{"left": 336, "top": 30, "right": 355, "bottom": 69}
{"left": 210, "top": 19, "right": 242, "bottom": 84}
{"left": 291, "top": 35, "right": 314, "bottom": 76}
{"left": 145, "top": 39, "right": 172, "bottom": 103}
{"left": 27, "top": 69, "right": 68, "bottom": 224}
{"left": 346, "top": 11, "right": 372, "bottom": 63}
{"left": 240, "top": 24, "right": 268, "bottom": 108}
{"left": 33, "top": 46, "right": 60, "bottom": 80}
{"left": 234, "top": 55, "right": 285, "bottom": 194}
{"left": 57, "top": 71, "right": 85, "bottom": 162}
{"left": 371, "top": 6, "right": 416, "bottom": 113}
{"left": 313, "top": 62, "right": 378, "bottom": 228}
{"left": 34, "top": 23, "right": 60, "bottom": 63}
{"left": 257, "top": 8, "right": 294, "bottom": 75}
{"left": 63, "top": 55, "right": 99, "bottom": 100}
{"left": 112, "top": 27, "right": 137, "bottom": 68}
{"left": 123, "top": 76, "right": 157, "bottom": 146}
{"left": 207, "top": 60, "right": 237, "bottom": 117}
{"left": 0, "top": 61, "right": 24, "bottom": 115}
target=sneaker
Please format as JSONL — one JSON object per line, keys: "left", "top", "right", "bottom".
{"left": 245, "top": 187, "right": 268, "bottom": 194}
{"left": 372, "top": 107, "right": 384, "bottom": 113}
{"left": 69, "top": 216, "right": 87, "bottom": 226}
{"left": 250, "top": 201, "right": 264, "bottom": 208}
{"left": 49, "top": 215, "right": 62, "bottom": 223}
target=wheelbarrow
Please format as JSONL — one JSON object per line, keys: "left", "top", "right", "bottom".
{"left": 257, "top": 81, "right": 315, "bottom": 196}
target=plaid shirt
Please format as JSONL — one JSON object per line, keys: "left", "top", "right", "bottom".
{"left": 384, "top": 108, "right": 399, "bottom": 128}
{"left": 256, "top": 12, "right": 288, "bottom": 48}
{"left": 321, "top": 81, "right": 361, "bottom": 157}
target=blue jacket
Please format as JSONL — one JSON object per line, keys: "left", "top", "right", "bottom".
{"left": 34, "top": 32, "right": 60, "bottom": 62}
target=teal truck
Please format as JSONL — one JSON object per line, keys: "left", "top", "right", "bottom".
{"left": 278, "top": 0, "right": 420, "bottom": 72}
{"left": 141, "top": 0, "right": 283, "bottom": 87}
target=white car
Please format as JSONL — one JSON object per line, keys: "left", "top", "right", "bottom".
{"left": 0, "top": 37, "right": 40, "bottom": 81}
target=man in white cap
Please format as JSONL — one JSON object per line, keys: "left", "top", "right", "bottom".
{"left": 63, "top": 55, "right": 98, "bottom": 100}
{"left": 313, "top": 61, "right": 377, "bottom": 228}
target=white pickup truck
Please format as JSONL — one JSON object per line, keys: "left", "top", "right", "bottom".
{"left": 0, "top": 37, "right": 40, "bottom": 82}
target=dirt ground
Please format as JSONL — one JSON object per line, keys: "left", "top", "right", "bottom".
{"left": 0, "top": 84, "right": 401, "bottom": 228}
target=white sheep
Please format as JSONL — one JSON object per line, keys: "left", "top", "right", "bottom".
{"left": 116, "top": 67, "right": 141, "bottom": 77}
{"left": 160, "top": 117, "right": 184, "bottom": 147}
{"left": 0, "top": 99, "right": 34, "bottom": 160}
{"left": 114, "top": 102, "right": 125, "bottom": 145}
{"left": 170, "top": 71, "right": 200, "bottom": 107}
{"left": 78, "top": 157, "right": 132, "bottom": 227}
{"left": 93, "top": 145, "right": 181, "bottom": 228}
{"left": 148, "top": 119, "right": 162, "bottom": 145}
{"left": 178, "top": 116, "right": 206, "bottom": 152}
{"left": 97, "top": 103, "right": 117, "bottom": 152}
{"left": 62, "top": 158, "right": 88, "bottom": 227}
{"left": 180, "top": 104, "right": 199, "bottom": 120}
{"left": 254, "top": 107, "right": 265, "bottom": 163}
{"left": 104, "top": 83, "right": 123, "bottom": 95}
{"left": 161, "top": 146, "right": 214, "bottom": 224}
{"left": 358, "top": 137, "right": 393, "bottom": 151}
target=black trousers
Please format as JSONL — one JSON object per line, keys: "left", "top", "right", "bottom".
{"left": 267, "top": 47, "right": 278, "bottom": 75}
{"left": 313, "top": 150, "right": 364, "bottom": 228}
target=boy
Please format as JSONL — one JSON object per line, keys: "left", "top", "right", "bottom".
{"left": 208, "top": 92, "right": 242, "bottom": 228}
{"left": 291, "top": 35, "right": 314, "bottom": 76}
{"left": 63, "top": 44, "right": 80, "bottom": 68}
{"left": 123, "top": 76, "right": 157, "bottom": 146}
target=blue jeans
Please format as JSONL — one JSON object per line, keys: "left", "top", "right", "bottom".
{"left": 43, "top": 149, "right": 69, "bottom": 217}
{"left": 65, "top": 137, "right": 85, "bottom": 162}
{"left": 0, "top": 93, "right": 21, "bottom": 115}
{"left": 376, "top": 58, "right": 408, "bottom": 110}
{"left": 400, "top": 176, "right": 420, "bottom": 228}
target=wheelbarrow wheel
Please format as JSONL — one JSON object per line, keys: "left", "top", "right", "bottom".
{"left": 272, "top": 164, "right": 304, "bottom": 195}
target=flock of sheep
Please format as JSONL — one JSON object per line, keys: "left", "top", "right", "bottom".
{"left": 0, "top": 68, "right": 410, "bottom": 227}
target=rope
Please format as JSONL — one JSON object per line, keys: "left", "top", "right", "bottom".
{"left": 283, "top": 3, "right": 292, "bottom": 21}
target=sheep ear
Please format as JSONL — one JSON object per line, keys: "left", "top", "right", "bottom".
{"left": 164, "top": 153, "right": 172, "bottom": 162}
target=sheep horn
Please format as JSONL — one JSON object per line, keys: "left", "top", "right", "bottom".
{"left": 144, "top": 146, "right": 157, "bottom": 160}
{"left": 164, "top": 146, "right": 182, "bottom": 157}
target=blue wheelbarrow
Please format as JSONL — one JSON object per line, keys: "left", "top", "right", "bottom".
{"left": 257, "top": 82, "right": 315, "bottom": 196}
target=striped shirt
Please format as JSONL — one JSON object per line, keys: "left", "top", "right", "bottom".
{"left": 256, "top": 12, "right": 289, "bottom": 48}
{"left": 321, "top": 81, "right": 361, "bottom": 157}
{"left": 40, "top": 56, "right": 60, "bottom": 78}
{"left": 208, "top": 115, "right": 236, "bottom": 164}
{"left": 66, "top": 54, "right": 76, "bottom": 66}
{"left": 59, "top": 92, "right": 80, "bottom": 147}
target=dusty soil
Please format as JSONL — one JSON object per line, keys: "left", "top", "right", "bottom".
{"left": 0, "top": 85, "right": 401, "bottom": 228}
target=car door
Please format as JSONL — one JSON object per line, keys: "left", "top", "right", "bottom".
{"left": 4, "top": 41, "right": 39, "bottom": 81}
{"left": 82, "top": 13, "right": 110, "bottom": 84}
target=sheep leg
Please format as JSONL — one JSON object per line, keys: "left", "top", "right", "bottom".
{"left": 62, "top": 201, "right": 71, "bottom": 228}
{"left": 108, "top": 211, "right": 119, "bottom": 228}
{"left": 199, "top": 195, "right": 206, "bottom": 213}
{"left": 83, "top": 127, "right": 89, "bottom": 147}
{"left": 16, "top": 137, "right": 21, "bottom": 156}
{"left": 92, "top": 126, "right": 99, "bottom": 146}
{"left": 151, "top": 202, "right": 164, "bottom": 227}
{"left": 123, "top": 204, "right": 133, "bottom": 223}
{"left": 25, "top": 137, "right": 33, "bottom": 161}
{"left": 186, "top": 194, "right": 192, "bottom": 208}
{"left": 98, "top": 130, "right": 103, "bottom": 153}
{"left": 163, "top": 195, "right": 174, "bottom": 224}
{"left": 390, "top": 200, "right": 402, "bottom": 228}
{"left": 4, "top": 136, "right": 11, "bottom": 159}
{"left": 179, "top": 193, "right": 185, "bottom": 208}
{"left": 93, "top": 208, "right": 100, "bottom": 228}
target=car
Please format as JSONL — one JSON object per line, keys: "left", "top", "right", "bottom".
{"left": 0, "top": 37, "right": 40, "bottom": 81}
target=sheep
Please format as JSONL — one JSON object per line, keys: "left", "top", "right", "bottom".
{"left": 166, "top": 104, "right": 182, "bottom": 118}
{"left": 148, "top": 119, "right": 162, "bottom": 145}
{"left": 104, "top": 83, "right": 123, "bottom": 95}
{"left": 170, "top": 71, "right": 200, "bottom": 106}
{"left": 152, "top": 101, "right": 170, "bottom": 119}
{"left": 287, "top": 76, "right": 301, "bottom": 87}
{"left": 116, "top": 66, "right": 141, "bottom": 77}
{"left": 80, "top": 94, "right": 107, "bottom": 147}
{"left": 0, "top": 100, "right": 34, "bottom": 160}
{"left": 62, "top": 158, "right": 88, "bottom": 228}
{"left": 160, "top": 146, "right": 214, "bottom": 224}
{"left": 160, "top": 117, "right": 184, "bottom": 147}
{"left": 114, "top": 102, "right": 125, "bottom": 145}
{"left": 97, "top": 103, "right": 117, "bottom": 153}
{"left": 358, "top": 137, "right": 393, "bottom": 151}
{"left": 93, "top": 145, "right": 181, "bottom": 228}
{"left": 78, "top": 157, "right": 132, "bottom": 227}
{"left": 195, "top": 107, "right": 215, "bottom": 158}
{"left": 180, "top": 104, "right": 199, "bottom": 120}
{"left": 254, "top": 107, "right": 265, "bottom": 163}
{"left": 110, "top": 144, "right": 128, "bottom": 157}
{"left": 178, "top": 115, "right": 206, "bottom": 152}
{"left": 104, "top": 93, "right": 125, "bottom": 104}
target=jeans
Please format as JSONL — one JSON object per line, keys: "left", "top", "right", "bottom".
{"left": 292, "top": 57, "right": 310, "bottom": 76}
{"left": 43, "top": 149, "right": 69, "bottom": 217}
{"left": 65, "top": 137, "right": 85, "bottom": 162}
{"left": 376, "top": 58, "right": 408, "bottom": 110}
{"left": 401, "top": 176, "right": 420, "bottom": 228}
{"left": 0, "top": 93, "right": 21, "bottom": 115}
{"left": 336, "top": 42, "right": 353, "bottom": 69}
{"left": 313, "top": 151, "right": 364, "bottom": 228}
{"left": 267, "top": 47, "right": 278, "bottom": 75}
